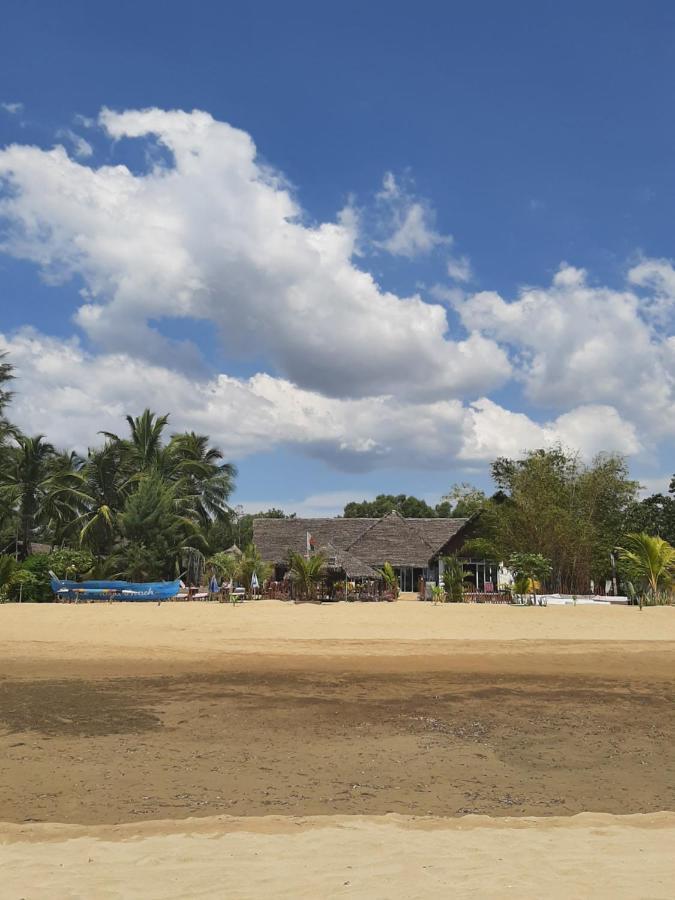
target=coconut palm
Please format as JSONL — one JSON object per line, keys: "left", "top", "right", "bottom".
{"left": 288, "top": 551, "right": 325, "bottom": 601}
{"left": 0, "top": 352, "right": 15, "bottom": 440}
{"left": 167, "top": 431, "right": 236, "bottom": 526}
{"left": 42, "top": 450, "right": 87, "bottom": 546}
{"left": 75, "top": 442, "right": 131, "bottom": 558}
{"left": 110, "top": 473, "right": 207, "bottom": 580}
{"left": 618, "top": 532, "right": 675, "bottom": 604}
{"left": 208, "top": 551, "right": 239, "bottom": 584}
{"left": 237, "top": 544, "right": 273, "bottom": 594}
{"left": 0, "top": 434, "right": 58, "bottom": 557}
{"left": 102, "top": 409, "right": 170, "bottom": 474}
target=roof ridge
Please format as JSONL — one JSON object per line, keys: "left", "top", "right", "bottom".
{"left": 344, "top": 515, "right": 385, "bottom": 551}
{"left": 345, "top": 510, "right": 435, "bottom": 554}
{"left": 400, "top": 516, "right": 436, "bottom": 552}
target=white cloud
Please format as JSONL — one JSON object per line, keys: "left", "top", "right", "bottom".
{"left": 458, "top": 263, "right": 675, "bottom": 438}
{"left": 0, "top": 328, "right": 641, "bottom": 472}
{"left": 239, "top": 491, "right": 370, "bottom": 517}
{"left": 0, "top": 106, "right": 672, "bottom": 477}
{"left": 627, "top": 256, "right": 675, "bottom": 324}
{"left": 1, "top": 101, "right": 23, "bottom": 115}
{"left": 460, "top": 398, "right": 640, "bottom": 461}
{"left": 0, "top": 109, "right": 507, "bottom": 402}
{"left": 446, "top": 255, "right": 473, "bottom": 283}
{"left": 56, "top": 129, "right": 94, "bottom": 159}
{"left": 375, "top": 171, "right": 452, "bottom": 258}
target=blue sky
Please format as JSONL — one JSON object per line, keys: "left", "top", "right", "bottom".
{"left": 1, "top": 1, "right": 675, "bottom": 513}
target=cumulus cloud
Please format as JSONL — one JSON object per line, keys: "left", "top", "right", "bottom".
{"left": 458, "top": 264, "right": 675, "bottom": 437}
{"left": 0, "top": 328, "right": 640, "bottom": 471}
{"left": 627, "top": 256, "right": 675, "bottom": 325}
{"left": 0, "top": 106, "right": 670, "bottom": 475}
{"left": 0, "top": 109, "right": 507, "bottom": 402}
{"left": 460, "top": 398, "right": 640, "bottom": 461}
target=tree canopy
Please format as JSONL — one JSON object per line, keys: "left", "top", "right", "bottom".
{"left": 343, "top": 485, "right": 487, "bottom": 519}
{"left": 0, "top": 356, "right": 238, "bottom": 588}
{"left": 466, "top": 447, "right": 640, "bottom": 593}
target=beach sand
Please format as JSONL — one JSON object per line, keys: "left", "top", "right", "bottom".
{"left": 1, "top": 601, "right": 673, "bottom": 897}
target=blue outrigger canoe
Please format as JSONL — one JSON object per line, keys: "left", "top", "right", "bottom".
{"left": 50, "top": 577, "right": 182, "bottom": 602}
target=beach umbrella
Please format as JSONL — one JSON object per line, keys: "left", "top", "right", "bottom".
{"left": 251, "top": 571, "right": 259, "bottom": 590}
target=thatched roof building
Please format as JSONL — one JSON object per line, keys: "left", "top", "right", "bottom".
{"left": 254, "top": 511, "right": 471, "bottom": 587}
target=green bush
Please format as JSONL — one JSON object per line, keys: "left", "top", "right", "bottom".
{"left": 17, "top": 554, "right": 52, "bottom": 601}
{"left": 11, "top": 549, "right": 95, "bottom": 602}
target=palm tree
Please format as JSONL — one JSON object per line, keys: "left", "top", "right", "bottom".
{"left": 0, "top": 434, "right": 57, "bottom": 557}
{"left": 378, "top": 561, "right": 399, "bottom": 597}
{"left": 237, "top": 544, "right": 273, "bottom": 594}
{"left": 288, "top": 551, "right": 325, "bottom": 602}
{"left": 167, "top": 431, "right": 236, "bottom": 526}
{"left": 111, "top": 473, "right": 206, "bottom": 580}
{"left": 103, "top": 409, "right": 170, "bottom": 474}
{"left": 43, "top": 450, "right": 85, "bottom": 546}
{"left": 208, "top": 551, "right": 239, "bottom": 584}
{"left": 0, "top": 351, "right": 15, "bottom": 439}
{"left": 618, "top": 532, "right": 675, "bottom": 605}
{"left": 76, "top": 442, "right": 131, "bottom": 558}
{"left": 441, "top": 555, "right": 466, "bottom": 602}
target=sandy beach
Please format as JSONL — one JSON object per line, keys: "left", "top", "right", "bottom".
{"left": 1, "top": 601, "right": 674, "bottom": 897}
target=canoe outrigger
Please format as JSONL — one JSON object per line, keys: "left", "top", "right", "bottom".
{"left": 50, "top": 574, "right": 182, "bottom": 602}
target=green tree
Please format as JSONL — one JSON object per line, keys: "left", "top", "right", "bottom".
{"left": 236, "top": 544, "right": 273, "bottom": 593}
{"left": 624, "top": 492, "right": 675, "bottom": 545}
{"left": 509, "top": 552, "right": 552, "bottom": 604}
{"left": 472, "top": 448, "right": 639, "bottom": 593}
{"left": 288, "top": 551, "right": 325, "bottom": 601}
{"left": 42, "top": 450, "right": 86, "bottom": 546}
{"left": 441, "top": 554, "right": 466, "bottom": 602}
{"left": 9, "top": 568, "right": 39, "bottom": 602}
{"left": 378, "top": 561, "right": 400, "bottom": 596}
{"left": 436, "top": 484, "right": 488, "bottom": 518}
{"left": 76, "top": 442, "right": 130, "bottom": 559}
{"left": 208, "top": 551, "right": 239, "bottom": 584}
{"left": 206, "top": 508, "right": 293, "bottom": 556}
{"left": 344, "top": 494, "right": 436, "bottom": 518}
{"left": 0, "top": 554, "right": 17, "bottom": 601}
{"left": 167, "top": 431, "right": 236, "bottom": 527}
{"left": 618, "top": 532, "right": 675, "bottom": 605}
{"left": 0, "top": 352, "right": 16, "bottom": 440}
{"left": 103, "top": 409, "right": 170, "bottom": 474}
{"left": 112, "top": 474, "right": 205, "bottom": 580}
{"left": 0, "top": 435, "right": 57, "bottom": 557}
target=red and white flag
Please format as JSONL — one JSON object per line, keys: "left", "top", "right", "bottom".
{"left": 306, "top": 532, "right": 316, "bottom": 555}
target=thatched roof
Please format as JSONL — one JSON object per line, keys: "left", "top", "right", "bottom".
{"left": 253, "top": 511, "right": 470, "bottom": 569}
{"left": 28, "top": 542, "right": 52, "bottom": 556}
{"left": 318, "top": 542, "right": 379, "bottom": 579}
{"left": 343, "top": 512, "right": 435, "bottom": 567}
{"left": 224, "top": 544, "right": 243, "bottom": 557}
